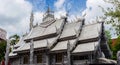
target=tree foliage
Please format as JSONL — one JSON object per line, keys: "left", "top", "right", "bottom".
{"left": 0, "top": 40, "right": 6, "bottom": 62}
{"left": 103, "top": 0, "right": 120, "bottom": 35}
{"left": 9, "top": 34, "right": 20, "bottom": 45}
{"left": 112, "top": 36, "right": 120, "bottom": 60}
{"left": 105, "top": 30, "right": 120, "bottom": 60}
{"left": 102, "top": 0, "right": 120, "bottom": 60}
{"left": 105, "top": 30, "right": 112, "bottom": 50}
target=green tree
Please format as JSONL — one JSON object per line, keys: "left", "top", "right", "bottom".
{"left": 101, "top": 0, "right": 120, "bottom": 60}
{"left": 112, "top": 36, "right": 120, "bottom": 60}
{"left": 9, "top": 34, "right": 20, "bottom": 45}
{"left": 0, "top": 40, "right": 6, "bottom": 62}
{"left": 103, "top": 0, "right": 120, "bottom": 35}
{"left": 105, "top": 30, "right": 120, "bottom": 60}
{"left": 105, "top": 30, "right": 112, "bottom": 51}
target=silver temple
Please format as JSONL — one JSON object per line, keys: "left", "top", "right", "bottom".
{"left": 9, "top": 8, "right": 112, "bottom": 65}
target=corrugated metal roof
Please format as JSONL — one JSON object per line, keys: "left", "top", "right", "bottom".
{"left": 60, "top": 22, "right": 82, "bottom": 39}
{"left": 14, "top": 37, "right": 58, "bottom": 52}
{"left": 14, "top": 43, "right": 30, "bottom": 52}
{"left": 13, "top": 20, "right": 103, "bottom": 54}
{"left": 14, "top": 40, "right": 47, "bottom": 52}
{"left": 25, "top": 19, "right": 64, "bottom": 40}
{"left": 47, "top": 37, "right": 58, "bottom": 47}
{"left": 34, "top": 40, "right": 47, "bottom": 49}
{"left": 51, "top": 39, "right": 76, "bottom": 51}
{"left": 40, "top": 19, "right": 55, "bottom": 28}
{"left": 79, "top": 23, "right": 102, "bottom": 41}
{"left": 9, "top": 52, "right": 17, "bottom": 57}
{"left": 25, "top": 26, "right": 46, "bottom": 39}
{"left": 51, "top": 41, "right": 68, "bottom": 51}
{"left": 72, "top": 41, "right": 99, "bottom": 53}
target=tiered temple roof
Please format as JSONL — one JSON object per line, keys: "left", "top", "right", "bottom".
{"left": 10, "top": 8, "right": 111, "bottom": 59}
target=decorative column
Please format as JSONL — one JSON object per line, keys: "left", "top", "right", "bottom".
{"left": 46, "top": 52, "right": 49, "bottom": 65}
{"left": 19, "top": 55, "right": 24, "bottom": 65}
{"left": 34, "top": 55, "right": 37, "bottom": 64}
{"left": 5, "top": 40, "right": 10, "bottom": 65}
{"left": 52, "top": 55, "right": 55, "bottom": 65}
{"left": 67, "top": 41, "right": 71, "bottom": 65}
{"left": 30, "top": 39, "right": 34, "bottom": 65}
{"left": 63, "top": 55, "right": 67, "bottom": 65}
{"left": 90, "top": 52, "right": 93, "bottom": 63}
{"left": 29, "top": 11, "right": 34, "bottom": 31}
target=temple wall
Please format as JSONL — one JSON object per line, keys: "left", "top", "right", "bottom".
{"left": 9, "top": 52, "right": 98, "bottom": 65}
{"left": 49, "top": 53, "right": 67, "bottom": 65}
{"left": 10, "top": 57, "right": 20, "bottom": 65}
{"left": 73, "top": 60, "right": 90, "bottom": 65}
{"left": 9, "top": 50, "right": 104, "bottom": 65}
{"left": 11, "top": 51, "right": 48, "bottom": 65}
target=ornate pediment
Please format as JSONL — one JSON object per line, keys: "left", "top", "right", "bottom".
{"left": 41, "top": 7, "right": 55, "bottom": 27}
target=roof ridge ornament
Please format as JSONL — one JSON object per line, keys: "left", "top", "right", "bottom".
{"left": 55, "top": 25, "right": 58, "bottom": 32}
{"left": 43, "top": 7, "right": 54, "bottom": 18}
{"left": 42, "top": 7, "right": 55, "bottom": 24}
{"left": 74, "top": 28, "right": 78, "bottom": 36}
{"left": 46, "top": 6, "right": 51, "bottom": 14}
{"left": 67, "top": 40, "right": 70, "bottom": 50}
{"left": 29, "top": 11, "right": 34, "bottom": 31}
{"left": 46, "top": 39, "right": 49, "bottom": 48}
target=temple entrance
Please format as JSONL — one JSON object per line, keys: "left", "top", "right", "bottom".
{"left": 50, "top": 53, "right": 66, "bottom": 65}
{"left": 72, "top": 54, "right": 93, "bottom": 65}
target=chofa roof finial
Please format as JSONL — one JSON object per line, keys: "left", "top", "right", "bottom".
{"left": 47, "top": 6, "right": 50, "bottom": 14}
{"left": 29, "top": 10, "right": 34, "bottom": 31}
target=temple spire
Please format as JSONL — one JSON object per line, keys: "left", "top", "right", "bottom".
{"left": 29, "top": 11, "right": 34, "bottom": 31}
{"left": 47, "top": 6, "right": 50, "bottom": 14}
{"left": 42, "top": 7, "right": 54, "bottom": 22}
{"left": 43, "top": 6, "right": 53, "bottom": 17}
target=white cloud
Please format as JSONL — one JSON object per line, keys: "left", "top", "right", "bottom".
{"left": 82, "top": 0, "right": 113, "bottom": 24}
{"left": 54, "top": 0, "right": 67, "bottom": 20}
{"left": 0, "top": 0, "right": 32, "bottom": 38}
{"left": 82, "top": 0, "right": 116, "bottom": 38}
{"left": 54, "top": 9, "right": 66, "bottom": 19}
{"left": 54, "top": 0, "right": 76, "bottom": 22}
{"left": 54, "top": 0, "right": 65, "bottom": 9}
{"left": 34, "top": 12, "right": 44, "bottom": 24}
{"left": 0, "top": 0, "right": 67, "bottom": 38}
{"left": 0, "top": 0, "right": 116, "bottom": 38}
{"left": 54, "top": 0, "right": 84, "bottom": 23}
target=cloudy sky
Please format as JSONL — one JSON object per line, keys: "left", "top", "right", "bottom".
{"left": 0, "top": 0, "right": 114, "bottom": 38}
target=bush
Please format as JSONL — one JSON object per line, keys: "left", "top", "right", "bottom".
{"left": 0, "top": 40, "right": 6, "bottom": 62}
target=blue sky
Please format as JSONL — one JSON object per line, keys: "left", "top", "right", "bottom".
{"left": 27, "top": 0, "right": 86, "bottom": 15}
{"left": 0, "top": 0, "right": 116, "bottom": 38}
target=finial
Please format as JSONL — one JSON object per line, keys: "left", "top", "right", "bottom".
{"left": 46, "top": 6, "right": 54, "bottom": 14}
{"left": 30, "top": 11, "right": 34, "bottom": 22}
{"left": 43, "top": 6, "right": 54, "bottom": 22}
{"left": 47, "top": 6, "right": 50, "bottom": 13}
{"left": 29, "top": 11, "right": 34, "bottom": 31}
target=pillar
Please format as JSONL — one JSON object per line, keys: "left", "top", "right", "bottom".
{"left": 67, "top": 42, "right": 71, "bottom": 65}
{"left": 30, "top": 39, "right": 34, "bottom": 65}
{"left": 46, "top": 51, "right": 49, "bottom": 65}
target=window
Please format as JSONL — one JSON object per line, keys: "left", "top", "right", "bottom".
{"left": 73, "top": 55, "right": 88, "bottom": 60}
{"left": 56, "top": 53, "right": 63, "bottom": 63}
{"left": 23, "top": 56, "right": 29, "bottom": 64}
{"left": 37, "top": 54, "right": 42, "bottom": 63}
